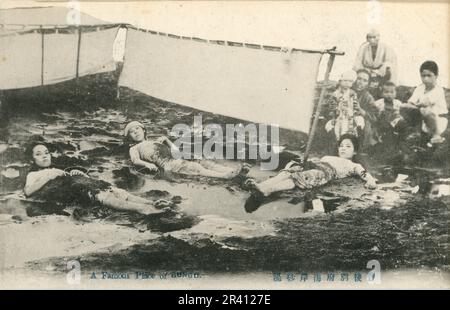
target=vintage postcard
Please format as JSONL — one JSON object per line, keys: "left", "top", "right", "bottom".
{"left": 0, "top": 0, "right": 449, "bottom": 290}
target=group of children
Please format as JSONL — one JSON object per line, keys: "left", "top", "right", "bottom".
{"left": 244, "top": 60, "right": 448, "bottom": 212}
{"left": 325, "top": 60, "right": 448, "bottom": 149}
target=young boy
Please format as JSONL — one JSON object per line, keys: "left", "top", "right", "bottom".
{"left": 403, "top": 61, "right": 448, "bottom": 144}
{"left": 244, "top": 134, "right": 377, "bottom": 213}
{"left": 374, "top": 82, "right": 407, "bottom": 142}
{"left": 325, "top": 71, "right": 365, "bottom": 141}
{"left": 368, "top": 74, "right": 382, "bottom": 100}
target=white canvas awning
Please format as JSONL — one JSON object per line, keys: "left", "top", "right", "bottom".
{"left": 119, "top": 29, "right": 324, "bottom": 133}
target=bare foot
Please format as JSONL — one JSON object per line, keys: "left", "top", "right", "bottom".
{"left": 238, "top": 163, "right": 252, "bottom": 176}
{"left": 430, "top": 136, "right": 445, "bottom": 144}
{"left": 141, "top": 207, "right": 166, "bottom": 215}
{"left": 244, "top": 179, "right": 266, "bottom": 197}
{"left": 243, "top": 179, "right": 266, "bottom": 213}
{"left": 154, "top": 199, "right": 174, "bottom": 209}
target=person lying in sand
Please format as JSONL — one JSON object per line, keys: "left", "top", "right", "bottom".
{"left": 124, "top": 121, "right": 251, "bottom": 179}
{"left": 244, "top": 134, "right": 377, "bottom": 213}
{"left": 24, "top": 141, "right": 171, "bottom": 215}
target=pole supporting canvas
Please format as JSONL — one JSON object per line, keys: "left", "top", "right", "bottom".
{"left": 125, "top": 24, "right": 344, "bottom": 56}
{"left": 40, "top": 25, "right": 44, "bottom": 86}
{"left": 303, "top": 47, "right": 340, "bottom": 163}
{"left": 75, "top": 27, "right": 82, "bottom": 78}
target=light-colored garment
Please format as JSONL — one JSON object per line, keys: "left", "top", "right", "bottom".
{"left": 286, "top": 156, "right": 369, "bottom": 189}
{"left": 320, "top": 156, "right": 368, "bottom": 179}
{"left": 130, "top": 140, "right": 195, "bottom": 174}
{"left": 326, "top": 88, "right": 365, "bottom": 139}
{"left": 131, "top": 140, "right": 173, "bottom": 169}
{"left": 353, "top": 42, "right": 397, "bottom": 83}
{"left": 119, "top": 28, "right": 322, "bottom": 133}
{"left": 374, "top": 98, "right": 403, "bottom": 126}
{"left": 408, "top": 84, "right": 449, "bottom": 134}
{"left": 374, "top": 98, "right": 402, "bottom": 112}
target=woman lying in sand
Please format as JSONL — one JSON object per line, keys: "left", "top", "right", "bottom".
{"left": 24, "top": 141, "right": 171, "bottom": 215}
{"left": 244, "top": 134, "right": 377, "bottom": 213}
{"left": 124, "top": 121, "right": 251, "bottom": 179}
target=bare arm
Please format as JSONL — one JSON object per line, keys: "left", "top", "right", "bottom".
{"left": 129, "top": 145, "right": 158, "bottom": 171}
{"left": 158, "top": 136, "right": 180, "bottom": 153}
{"left": 401, "top": 102, "right": 417, "bottom": 109}
{"left": 353, "top": 163, "right": 377, "bottom": 189}
{"left": 24, "top": 169, "right": 66, "bottom": 196}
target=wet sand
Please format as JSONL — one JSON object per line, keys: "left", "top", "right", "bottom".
{"left": 1, "top": 83, "right": 449, "bottom": 289}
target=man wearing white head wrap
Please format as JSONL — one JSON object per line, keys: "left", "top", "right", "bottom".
{"left": 353, "top": 29, "right": 397, "bottom": 84}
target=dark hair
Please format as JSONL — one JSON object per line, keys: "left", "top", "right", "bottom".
{"left": 369, "top": 75, "right": 381, "bottom": 84}
{"left": 356, "top": 68, "right": 371, "bottom": 78}
{"left": 382, "top": 81, "right": 396, "bottom": 89}
{"left": 420, "top": 61, "right": 439, "bottom": 76}
{"left": 24, "top": 141, "right": 52, "bottom": 172}
{"left": 24, "top": 136, "right": 48, "bottom": 161}
{"left": 337, "top": 134, "right": 360, "bottom": 153}
{"left": 123, "top": 127, "right": 148, "bottom": 147}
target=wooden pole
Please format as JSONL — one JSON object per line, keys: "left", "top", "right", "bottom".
{"left": 40, "top": 26, "right": 44, "bottom": 85}
{"left": 303, "top": 49, "right": 337, "bottom": 163}
{"left": 116, "top": 25, "right": 128, "bottom": 100}
{"left": 75, "top": 27, "right": 82, "bottom": 78}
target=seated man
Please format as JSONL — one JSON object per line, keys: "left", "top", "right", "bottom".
{"left": 353, "top": 29, "right": 397, "bottom": 85}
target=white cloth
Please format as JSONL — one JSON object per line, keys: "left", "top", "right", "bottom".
{"left": 320, "top": 156, "right": 366, "bottom": 179}
{"left": 374, "top": 98, "right": 403, "bottom": 126}
{"left": 79, "top": 27, "right": 118, "bottom": 76}
{"left": 119, "top": 29, "right": 323, "bottom": 133}
{"left": 408, "top": 84, "right": 448, "bottom": 115}
{"left": 0, "top": 33, "right": 42, "bottom": 89}
{"left": 0, "top": 27, "right": 118, "bottom": 89}
{"left": 408, "top": 84, "right": 448, "bottom": 134}
{"left": 374, "top": 98, "right": 402, "bottom": 113}
{"left": 353, "top": 42, "right": 397, "bottom": 83}
{"left": 44, "top": 33, "right": 78, "bottom": 84}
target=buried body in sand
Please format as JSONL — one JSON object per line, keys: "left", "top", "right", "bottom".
{"left": 0, "top": 107, "right": 448, "bottom": 281}
{"left": 244, "top": 134, "right": 378, "bottom": 213}
{"left": 24, "top": 141, "right": 172, "bottom": 215}
{"left": 124, "top": 121, "right": 252, "bottom": 180}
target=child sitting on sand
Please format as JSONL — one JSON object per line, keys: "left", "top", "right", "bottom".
{"left": 124, "top": 121, "right": 251, "bottom": 179}
{"left": 402, "top": 61, "right": 448, "bottom": 144}
{"left": 24, "top": 141, "right": 170, "bottom": 215}
{"left": 325, "top": 71, "right": 366, "bottom": 141}
{"left": 244, "top": 134, "right": 377, "bottom": 213}
{"left": 374, "top": 81, "right": 407, "bottom": 142}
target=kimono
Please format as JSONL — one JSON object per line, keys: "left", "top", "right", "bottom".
{"left": 353, "top": 87, "right": 379, "bottom": 148}
{"left": 326, "top": 88, "right": 365, "bottom": 140}
{"left": 353, "top": 42, "right": 397, "bottom": 84}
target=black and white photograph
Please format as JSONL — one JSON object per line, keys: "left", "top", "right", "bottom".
{"left": 0, "top": 0, "right": 449, "bottom": 290}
